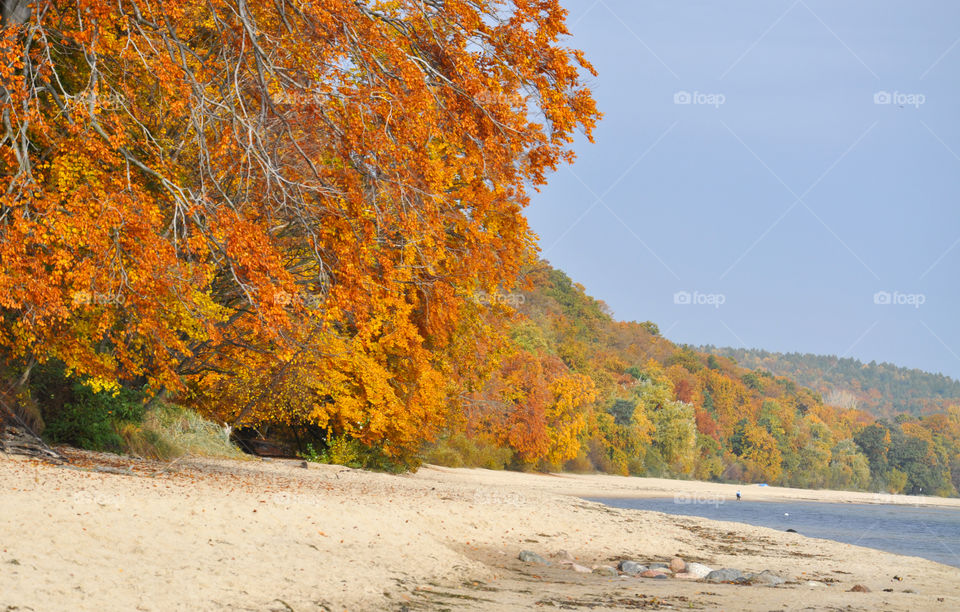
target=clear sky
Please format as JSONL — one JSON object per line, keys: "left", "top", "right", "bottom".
{"left": 527, "top": 0, "right": 960, "bottom": 379}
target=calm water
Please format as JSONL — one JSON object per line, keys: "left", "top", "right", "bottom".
{"left": 587, "top": 497, "right": 960, "bottom": 569}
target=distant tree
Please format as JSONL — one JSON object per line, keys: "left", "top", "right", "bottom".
{"left": 742, "top": 372, "right": 765, "bottom": 392}
{"left": 729, "top": 419, "right": 750, "bottom": 456}
{"left": 667, "top": 347, "right": 703, "bottom": 374}
{"left": 702, "top": 347, "right": 960, "bottom": 417}
{"left": 825, "top": 389, "right": 858, "bottom": 410}
{"left": 895, "top": 413, "right": 915, "bottom": 424}
{"left": 639, "top": 321, "right": 660, "bottom": 336}
{"left": 885, "top": 468, "right": 908, "bottom": 494}
{"left": 652, "top": 401, "right": 697, "bottom": 474}
{"left": 694, "top": 434, "right": 724, "bottom": 481}
{"left": 888, "top": 430, "right": 950, "bottom": 495}
{"left": 828, "top": 439, "right": 871, "bottom": 490}
{"left": 609, "top": 398, "right": 636, "bottom": 427}
{"left": 757, "top": 400, "right": 786, "bottom": 443}
{"left": 854, "top": 423, "right": 892, "bottom": 474}
{"left": 510, "top": 321, "right": 550, "bottom": 353}
{"left": 951, "top": 454, "right": 960, "bottom": 493}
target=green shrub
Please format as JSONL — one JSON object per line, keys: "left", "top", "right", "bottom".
{"left": 642, "top": 447, "right": 669, "bottom": 478}
{"left": 132, "top": 403, "right": 243, "bottom": 460}
{"left": 626, "top": 456, "right": 646, "bottom": 476}
{"left": 44, "top": 399, "right": 125, "bottom": 452}
{"left": 300, "top": 443, "right": 324, "bottom": 463}
{"left": 301, "top": 435, "right": 418, "bottom": 473}
{"left": 30, "top": 361, "right": 241, "bottom": 459}
{"left": 563, "top": 450, "right": 595, "bottom": 473}
{"left": 327, "top": 436, "right": 362, "bottom": 466}
{"left": 586, "top": 437, "right": 622, "bottom": 474}
{"left": 41, "top": 376, "right": 145, "bottom": 453}
{"left": 423, "top": 433, "right": 513, "bottom": 470}
{"left": 117, "top": 422, "right": 176, "bottom": 459}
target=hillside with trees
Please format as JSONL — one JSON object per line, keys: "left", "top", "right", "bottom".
{"left": 426, "top": 261, "right": 958, "bottom": 496}
{"left": 700, "top": 347, "right": 960, "bottom": 418}
{"left": 1, "top": 1, "right": 958, "bottom": 499}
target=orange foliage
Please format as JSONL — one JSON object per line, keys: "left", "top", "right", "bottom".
{"left": 666, "top": 364, "right": 701, "bottom": 405}
{"left": 694, "top": 407, "right": 720, "bottom": 441}
{"left": 699, "top": 369, "right": 751, "bottom": 438}
{"left": 466, "top": 348, "right": 597, "bottom": 465}
{"left": 0, "top": 1, "right": 599, "bottom": 452}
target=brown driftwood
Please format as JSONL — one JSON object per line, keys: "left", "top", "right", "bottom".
{"left": 0, "top": 400, "right": 65, "bottom": 463}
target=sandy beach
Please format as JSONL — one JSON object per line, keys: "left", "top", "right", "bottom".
{"left": 2, "top": 451, "right": 959, "bottom": 611}
{"left": 415, "top": 466, "right": 960, "bottom": 508}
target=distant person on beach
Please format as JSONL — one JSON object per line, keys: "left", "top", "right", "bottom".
{"left": 736, "top": 490, "right": 741, "bottom": 501}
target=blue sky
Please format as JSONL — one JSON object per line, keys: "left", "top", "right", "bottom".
{"left": 527, "top": 0, "right": 960, "bottom": 379}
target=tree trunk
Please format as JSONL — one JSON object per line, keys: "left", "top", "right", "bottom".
{"left": 0, "top": 396, "right": 65, "bottom": 463}
{"left": 1, "top": 0, "right": 30, "bottom": 27}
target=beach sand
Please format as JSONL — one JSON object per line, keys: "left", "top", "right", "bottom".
{"left": 2, "top": 450, "right": 959, "bottom": 611}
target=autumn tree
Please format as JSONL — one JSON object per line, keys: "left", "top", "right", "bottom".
{"left": 652, "top": 400, "right": 696, "bottom": 474}
{"left": 737, "top": 422, "right": 783, "bottom": 482}
{"left": 827, "top": 439, "right": 871, "bottom": 490}
{"left": 0, "top": 1, "right": 599, "bottom": 451}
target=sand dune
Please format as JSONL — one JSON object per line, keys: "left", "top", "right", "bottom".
{"left": 2, "top": 451, "right": 958, "bottom": 611}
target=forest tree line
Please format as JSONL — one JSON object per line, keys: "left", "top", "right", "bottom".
{"left": 432, "top": 262, "right": 959, "bottom": 497}
{"left": 702, "top": 347, "right": 960, "bottom": 417}
{"left": 1, "top": 2, "right": 957, "bottom": 496}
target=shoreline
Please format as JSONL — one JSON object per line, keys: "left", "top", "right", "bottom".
{"left": 584, "top": 493, "right": 960, "bottom": 571}
{"left": 581, "top": 491, "right": 950, "bottom": 506}
{"left": 3, "top": 452, "right": 960, "bottom": 611}
{"left": 413, "top": 465, "right": 960, "bottom": 508}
